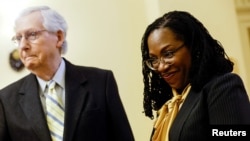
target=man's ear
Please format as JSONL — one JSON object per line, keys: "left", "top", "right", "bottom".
{"left": 56, "top": 30, "right": 65, "bottom": 48}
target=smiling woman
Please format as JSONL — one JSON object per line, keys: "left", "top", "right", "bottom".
{"left": 140, "top": 10, "right": 250, "bottom": 141}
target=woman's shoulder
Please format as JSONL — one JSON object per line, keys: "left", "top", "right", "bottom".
{"left": 206, "top": 73, "right": 244, "bottom": 87}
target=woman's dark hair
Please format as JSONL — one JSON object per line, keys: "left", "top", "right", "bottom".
{"left": 141, "top": 11, "right": 234, "bottom": 119}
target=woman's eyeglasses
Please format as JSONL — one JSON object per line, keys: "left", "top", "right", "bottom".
{"left": 145, "top": 44, "right": 185, "bottom": 70}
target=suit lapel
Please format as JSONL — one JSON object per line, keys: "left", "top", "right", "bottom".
{"left": 170, "top": 89, "right": 200, "bottom": 141}
{"left": 18, "top": 74, "right": 52, "bottom": 141}
{"left": 63, "top": 59, "right": 89, "bottom": 141}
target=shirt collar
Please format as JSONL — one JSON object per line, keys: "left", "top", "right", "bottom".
{"left": 37, "top": 59, "right": 66, "bottom": 92}
{"left": 52, "top": 59, "right": 66, "bottom": 89}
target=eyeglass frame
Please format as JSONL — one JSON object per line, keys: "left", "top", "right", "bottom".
{"left": 144, "top": 44, "right": 185, "bottom": 70}
{"left": 11, "top": 30, "right": 49, "bottom": 47}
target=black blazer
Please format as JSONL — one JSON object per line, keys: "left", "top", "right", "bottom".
{"left": 0, "top": 59, "right": 135, "bottom": 141}
{"left": 168, "top": 73, "right": 250, "bottom": 141}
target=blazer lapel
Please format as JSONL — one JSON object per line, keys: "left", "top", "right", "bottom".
{"left": 19, "top": 74, "right": 52, "bottom": 141}
{"left": 170, "top": 89, "right": 200, "bottom": 141}
{"left": 63, "top": 59, "right": 89, "bottom": 141}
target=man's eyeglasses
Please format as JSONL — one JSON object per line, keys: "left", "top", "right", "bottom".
{"left": 11, "top": 30, "right": 48, "bottom": 47}
{"left": 145, "top": 44, "right": 185, "bottom": 70}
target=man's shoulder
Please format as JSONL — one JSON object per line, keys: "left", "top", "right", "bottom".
{"left": 64, "top": 58, "right": 112, "bottom": 74}
{"left": 74, "top": 65, "right": 113, "bottom": 79}
{"left": 0, "top": 74, "right": 34, "bottom": 97}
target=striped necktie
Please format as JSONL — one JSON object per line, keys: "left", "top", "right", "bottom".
{"left": 46, "top": 80, "right": 64, "bottom": 141}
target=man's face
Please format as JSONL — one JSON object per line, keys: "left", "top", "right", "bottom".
{"left": 14, "top": 11, "right": 62, "bottom": 73}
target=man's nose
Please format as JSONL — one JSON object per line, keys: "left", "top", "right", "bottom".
{"left": 18, "top": 37, "right": 30, "bottom": 50}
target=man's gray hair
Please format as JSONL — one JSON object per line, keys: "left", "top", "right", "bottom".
{"left": 15, "top": 6, "right": 68, "bottom": 54}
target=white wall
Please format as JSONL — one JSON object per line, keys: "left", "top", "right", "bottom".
{"left": 0, "top": 0, "right": 248, "bottom": 141}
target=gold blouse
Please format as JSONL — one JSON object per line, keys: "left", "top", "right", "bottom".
{"left": 152, "top": 84, "right": 191, "bottom": 141}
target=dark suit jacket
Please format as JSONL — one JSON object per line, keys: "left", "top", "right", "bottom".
{"left": 0, "top": 59, "right": 135, "bottom": 141}
{"left": 151, "top": 73, "right": 250, "bottom": 141}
